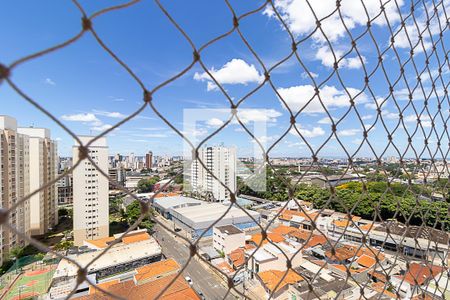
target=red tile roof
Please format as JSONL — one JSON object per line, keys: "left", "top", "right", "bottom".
{"left": 77, "top": 274, "right": 200, "bottom": 300}
{"left": 403, "top": 263, "right": 443, "bottom": 286}
{"left": 258, "top": 270, "right": 304, "bottom": 292}
{"left": 134, "top": 259, "right": 180, "bottom": 284}
{"left": 356, "top": 254, "right": 376, "bottom": 268}
{"left": 228, "top": 248, "right": 245, "bottom": 269}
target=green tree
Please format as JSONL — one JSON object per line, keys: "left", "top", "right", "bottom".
{"left": 137, "top": 176, "right": 160, "bottom": 193}
{"left": 124, "top": 201, "right": 154, "bottom": 231}
{"left": 54, "top": 241, "right": 73, "bottom": 251}
{"left": 8, "top": 246, "right": 23, "bottom": 260}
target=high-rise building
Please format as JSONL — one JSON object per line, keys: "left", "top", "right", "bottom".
{"left": 72, "top": 136, "right": 109, "bottom": 246}
{"left": 145, "top": 151, "right": 153, "bottom": 169}
{"left": 108, "top": 167, "right": 126, "bottom": 189}
{"left": 18, "top": 127, "right": 58, "bottom": 235}
{"left": 57, "top": 174, "right": 73, "bottom": 205}
{"left": 190, "top": 146, "right": 236, "bottom": 201}
{"left": 0, "top": 116, "right": 31, "bottom": 264}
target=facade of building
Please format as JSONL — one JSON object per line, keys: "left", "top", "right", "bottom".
{"left": 145, "top": 151, "right": 153, "bottom": 169}
{"left": 0, "top": 116, "right": 31, "bottom": 264}
{"left": 57, "top": 174, "right": 73, "bottom": 205}
{"left": 190, "top": 146, "right": 236, "bottom": 201}
{"left": 18, "top": 127, "right": 58, "bottom": 235}
{"left": 213, "top": 225, "right": 245, "bottom": 255}
{"left": 72, "top": 136, "right": 109, "bottom": 246}
{"left": 108, "top": 167, "right": 126, "bottom": 189}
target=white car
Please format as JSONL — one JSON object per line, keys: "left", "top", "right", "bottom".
{"left": 185, "top": 276, "right": 193, "bottom": 285}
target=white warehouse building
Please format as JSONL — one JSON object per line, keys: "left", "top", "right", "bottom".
{"left": 170, "top": 203, "right": 260, "bottom": 240}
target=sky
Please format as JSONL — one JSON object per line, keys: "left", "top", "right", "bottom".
{"left": 0, "top": 0, "right": 449, "bottom": 159}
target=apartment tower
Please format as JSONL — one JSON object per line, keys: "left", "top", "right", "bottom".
{"left": 0, "top": 116, "right": 31, "bottom": 264}
{"left": 145, "top": 151, "right": 153, "bottom": 169}
{"left": 72, "top": 136, "right": 109, "bottom": 246}
{"left": 18, "top": 127, "right": 58, "bottom": 235}
{"left": 191, "top": 146, "right": 236, "bottom": 201}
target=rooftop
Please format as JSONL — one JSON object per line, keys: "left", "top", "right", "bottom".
{"left": 54, "top": 238, "right": 161, "bottom": 278}
{"left": 77, "top": 274, "right": 199, "bottom": 300}
{"left": 122, "top": 231, "right": 151, "bottom": 244}
{"left": 84, "top": 237, "right": 115, "bottom": 249}
{"left": 171, "top": 203, "right": 260, "bottom": 228}
{"left": 153, "top": 195, "right": 203, "bottom": 211}
{"left": 215, "top": 224, "right": 243, "bottom": 235}
{"left": 373, "top": 221, "right": 449, "bottom": 245}
{"left": 228, "top": 248, "right": 245, "bottom": 268}
{"left": 258, "top": 269, "right": 303, "bottom": 292}
{"left": 134, "top": 259, "right": 180, "bottom": 284}
{"left": 401, "top": 263, "right": 444, "bottom": 286}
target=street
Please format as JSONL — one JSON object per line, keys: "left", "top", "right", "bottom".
{"left": 154, "top": 224, "right": 235, "bottom": 300}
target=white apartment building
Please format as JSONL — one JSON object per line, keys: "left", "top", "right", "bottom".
{"left": 0, "top": 116, "right": 31, "bottom": 264}
{"left": 72, "top": 136, "right": 109, "bottom": 246}
{"left": 18, "top": 127, "right": 58, "bottom": 235}
{"left": 191, "top": 146, "right": 236, "bottom": 201}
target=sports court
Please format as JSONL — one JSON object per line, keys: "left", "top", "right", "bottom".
{"left": 3, "top": 267, "right": 55, "bottom": 300}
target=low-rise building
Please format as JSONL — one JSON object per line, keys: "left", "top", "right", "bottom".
{"left": 170, "top": 203, "right": 260, "bottom": 240}
{"left": 153, "top": 195, "right": 203, "bottom": 219}
{"left": 48, "top": 230, "right": 162, "bottom": 299}
{"left": 310, "top": 174, "right": 366, "bottom": 188}
{"left": 213, "top": 225, "right": 245, "bottom": 255}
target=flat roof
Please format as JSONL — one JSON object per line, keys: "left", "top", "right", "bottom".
{"left": 171, "top": 203, "right": 260, "bottom": 230}
{"left": 215, "top": 224, "right": 243, "bottom": 235}
{"left": 373, "top": 221, "right": 449, "bottom": 245}
{"left": 54, "top": 238, "right": 161, "bottom": 278}
{"left": 153, "top": 196, "right": 203, "bottom": 211}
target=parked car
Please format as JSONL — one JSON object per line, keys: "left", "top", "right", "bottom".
{"left": 197, "top": 291, "right": 206, "bottom": 300}
{"left": 185, "top": 276, "right": 193, "bottom": 285}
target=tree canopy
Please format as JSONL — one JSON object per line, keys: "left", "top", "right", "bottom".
{"left": 137, "top": 176, "right": 160, "bottom": 193}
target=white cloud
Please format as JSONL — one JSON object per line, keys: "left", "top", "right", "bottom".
{"left": 404, "top": 114, "right": 432, "bottom": 128}
{"left": 315, "top": 46, "right": 366, "bottom": 69}
{"left": 352, "top": 138, "right": 363, "bottom": 145}
{"left": 108, "top": 96, "right": 125, "bottom": 102}
{"left": 264, "top": 0, "right": 403, "bottom": 42}
{"left": 91, "top": 124, "right": 113, "bottom": 132}
{"left": 286, "top": 141, "right": 306, "bottom": 148}
{"left": 181, "top": 128, "right": 208, "bottom": 138}
{"left": 276, "top": 84, "right": 367, "bottom": 113}
{"left": 45, "top": 78, "right": 56, "bottom": 85}
{"left": 61, "top": 113, "right": 99, "bottom": 123}
{"left": 132, "top": 133, "right": 169, "bottom": 138}
{"left": 361, "top": 114, "right": 373, "bottom": 120}
{"left": 235, "top": 109, "right": 282, "bottom": 124}
{"left": 194, "top": 59, "right": 264, "bottom": 91}
{"left": 139, "top": 127, "right": 165, "bottom": 131}
{"left": 252, "top": 135, "right": 277, "bottom": 144}
{"left": 317, "top": 117, "right": 337, "bottom": 124}
{"left": 338, "top": 128, "right": 361, "bottom": 136}
{"left": 93, "top": 110, "right": 126, "bottom": 119}
{"left": 54, "top": 137, "right": 62, "bottom": 141}
{"left": 291, "top": 125, "right": 325, "bottom": 138}
{"left": 382, "top": 110, "right": 399, "bottom": 120}
{"left": 206, "top": 118, "right": 225, "bottom": 127}
{"left": 301, "top": 71, "right": 318, "bottom": 79}
{"left": 364, "top": 98, "right": 386, "bottom": 110}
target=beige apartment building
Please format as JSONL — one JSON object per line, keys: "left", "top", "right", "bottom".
{"left": 190, "top": 146, "right": 237, "bottom": 201}
{"left": 0, "top": 116, "right": 31, "bottom": 264}
{"left": 18, "top": 127, "right": 58, "bottom": 235}
{"left": 72, "top": 136, "right": 109, "bottom": 246}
